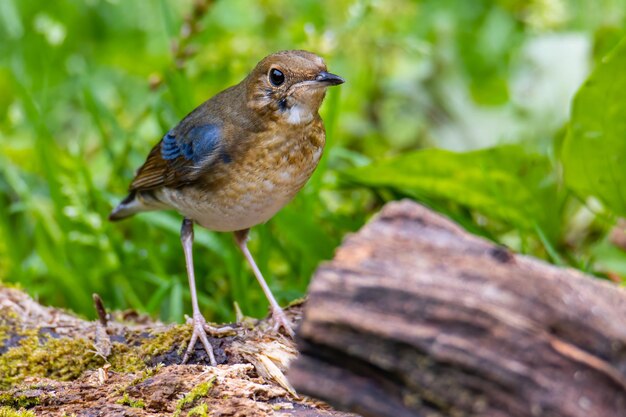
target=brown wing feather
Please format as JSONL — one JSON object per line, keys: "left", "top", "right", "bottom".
{"left": 129, "top": 140, "right": 199, "bottom": 191}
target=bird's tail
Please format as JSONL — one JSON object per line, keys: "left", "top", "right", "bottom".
{"left": 109, "top": 191, "right": 153, "bottom": 221}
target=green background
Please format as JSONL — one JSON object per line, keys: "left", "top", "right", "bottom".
{"left": 1, "top": 0, "right": 626, "bottom": 323}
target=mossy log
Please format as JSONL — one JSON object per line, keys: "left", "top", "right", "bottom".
{"left": 0, "top": 287, "right": 355, "bottom": 416}
{"left": 288, "top": 200, "right": 626, "bottom": 417}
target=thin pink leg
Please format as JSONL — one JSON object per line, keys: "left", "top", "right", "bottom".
{"left": 180, "top": 218, "right": 217, "bottom": 365}
{"left": 234, "top": 229, "right": 294, "bottom": 337}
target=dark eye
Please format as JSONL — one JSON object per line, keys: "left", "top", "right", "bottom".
{"left": 269, "top": 68, "right": 285, "bottom": 86}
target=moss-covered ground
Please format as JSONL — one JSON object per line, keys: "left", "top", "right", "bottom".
{"left": 0, "top": 287, "right": 343, "bottom": 416}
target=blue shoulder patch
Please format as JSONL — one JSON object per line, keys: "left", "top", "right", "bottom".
{"left": 161, "top": 124, "right": 222, "bottom": 164}
{"left": 161, "top": 131, "right": 181, "bottom": 160}
{"left": 186, "top": 125, "right": 221, "bottom": 164}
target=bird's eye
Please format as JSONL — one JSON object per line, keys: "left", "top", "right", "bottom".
{"left": 269, "top": 68, "right": 285, "bottom": 86}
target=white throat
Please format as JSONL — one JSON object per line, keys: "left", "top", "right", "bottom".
{"left": 285, "top": 103, "right": 313, "bottom": 125}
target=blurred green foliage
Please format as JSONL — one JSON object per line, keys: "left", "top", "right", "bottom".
{"left": 563, "top": 38, "right": 626, "bottom": 215}
{"left": 1, "top": 0, "right": 626, "bottom": 322}
{"left": 343, "top": 145, "right": 562, "bottom": 241}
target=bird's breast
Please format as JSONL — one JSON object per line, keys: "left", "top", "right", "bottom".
{"left": 159, "top": 125, "right": 325, "bottom": 231}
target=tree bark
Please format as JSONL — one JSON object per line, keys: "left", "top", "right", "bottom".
{"left": 288, "top": 200, "right": 626, "bottom": 417}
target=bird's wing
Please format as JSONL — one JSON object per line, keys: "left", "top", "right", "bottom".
{"left": 129, "top": 123, "right": 224, "bottom": 191}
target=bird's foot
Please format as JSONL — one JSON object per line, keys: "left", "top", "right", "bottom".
{"left": 181, "top": 313, "right": 218, "bottom": 366}
{"left": 271, "top": 306, "right": 295, "bottom": 337}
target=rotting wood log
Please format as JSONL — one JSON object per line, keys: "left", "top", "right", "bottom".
{"left": 0, "top": 287, "right": 357, "bottom": 417}
{"left": 288, "top": 200, "right": 626, "bottom": 417}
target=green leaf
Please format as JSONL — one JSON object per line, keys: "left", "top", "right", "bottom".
{"left": 590, "top": 239, "right": 626, "bottom": 279}
{"left": 342, "top": 145, "right": 559, "bottom": 238}
{"left": 562, "top": 37, "right": 626, "bottom": 215}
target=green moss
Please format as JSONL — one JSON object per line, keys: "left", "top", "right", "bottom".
{"left": 0, "top": 308, "right": 22, "bottom": 350}
{"left": 286, "top": 297, "right": 306, "bottom": 308}
{"left": 140, "top": 324, "right": 193, "bottom": 358}
{"left": 188, "top": 403, "right": 208, "bottom": 417}
{"left": 132, "top": 363, "right": 163, "bottom": 385}
{"left": 0, "top": 325, "right": 9, "bottom": 349}
{"left": 0, "top": 331, "right": 153, "bottom": 389}
{"left": 0, "top": 407, "right": 36, "bottom": 417}
{"left": 173, "top": 378, "right": 215, "bottom": 417}
{"left": 108, "top": 324, "right": 192, "bottom": 373}
{"left": 0, "top": 333, "right": 103, "bottom": 389}
{"left": 108, "top": 342, "right": 147, "bottom": 373}
{"left": 0, "top": 319, "right": 193, "bottom": 389}
{"left": 116, "top": 393, "right": 145, "bottom": 409}
{"left": 0, "top": 393, "right": 40, "bottom": 409}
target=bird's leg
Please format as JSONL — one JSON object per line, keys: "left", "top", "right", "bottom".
{"left": 180, "top": 218, "right": 217, "bottom": 365}
{"left": 234, "top": 229, "right": 295, "bottom": 337}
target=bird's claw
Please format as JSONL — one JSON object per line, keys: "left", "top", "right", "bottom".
{"left": 204, "top": 323, "right": 237, "bottom": 336}
{"left": 181, "top": 313, "right": 217, "bottom": 366}
{"left": 271, "top": 306, "right": 295, "bottom": 337}
{"left": 184, "top": 315, "right": 236, "bottom": 336}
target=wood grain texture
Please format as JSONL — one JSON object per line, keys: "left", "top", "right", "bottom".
{"left": 288, "top": 200, "right": 626, "bottom": 417}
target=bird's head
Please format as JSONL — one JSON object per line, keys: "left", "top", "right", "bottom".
{"left": 245, "top": 50, "right": 344, "bottom": 125}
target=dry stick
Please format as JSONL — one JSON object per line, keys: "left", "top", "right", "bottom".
{"left": 92, "top": 293, "right": 112, "bottom": 360}
{"left": 92, "top": 293, "right": 109, "bottom": 327}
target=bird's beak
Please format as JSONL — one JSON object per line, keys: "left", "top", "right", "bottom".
{"left": 315, "top": 71, "right": 345, "bottom": 86}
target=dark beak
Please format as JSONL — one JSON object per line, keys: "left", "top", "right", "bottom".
{"left": 315, "top": 71, "right": 345, "bottom": 86}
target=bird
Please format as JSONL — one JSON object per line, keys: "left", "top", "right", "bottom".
{"left": 109, "top": 50, "right": 344, "bottom": 365}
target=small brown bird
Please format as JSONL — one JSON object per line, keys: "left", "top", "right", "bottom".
{"left": 109, "top": 50, "right": 344, "bottom": 365}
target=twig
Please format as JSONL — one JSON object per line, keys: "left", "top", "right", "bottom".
{"left": 92, "top": 293, "right": 112, "bottom": 360}
{"left": 171, "top": 0, "right": 215, "bottom": 70}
